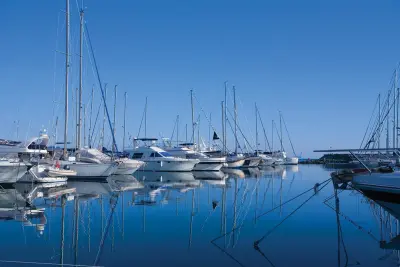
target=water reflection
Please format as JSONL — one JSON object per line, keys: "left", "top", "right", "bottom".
{"left": 1, "top": 166, "right": 399, "bottom": 266}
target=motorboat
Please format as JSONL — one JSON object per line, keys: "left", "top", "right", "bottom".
{"left": 0, "top": 131, "right": 50, "bottom": 183}
{"left": 0, "top": 130, "right": 49, "bottom": 158}
{"left": 78, "top": 148, "right": 144, "bottom": 175}
{"left": 126, "top": 138, "right": 198, "bottom": 172}
{"left": 0, "top": 159, "right": 29, "bottom": 183}
{"left": 163, "top": 144, "right": 224, "bottom": 171}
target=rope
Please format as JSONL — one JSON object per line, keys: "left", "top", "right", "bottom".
{"left": 254, "top": 180, "right": 331, "bottom": 246}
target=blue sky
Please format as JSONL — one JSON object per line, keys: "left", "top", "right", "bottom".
{"left": 1, "top": 0, "right": 400, "bottom": 157}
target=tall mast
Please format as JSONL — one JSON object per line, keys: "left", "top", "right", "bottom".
{"left": 221, "top": 101, "right": 224, "bottom": 154}
{"left": 112, "top": 85, "right": 117, "bottom": 156}
{"left": 77, "top": 5, "right": 84, "bottom": 151}
{"left": 83, "top": 105, "right": 86, "bottom": 147}
{"left": 63, "top": 0, "right": 70, "bottom": 158}
{"left": 89, "top": 86, "right": 94, "bottom": 148}
{"left": 224, "top": 82, "right": 227, "bottom": 155}
{"left": 378, "top": 93, "right": 381, "bottom": 149}
{"left": 208, "top": 113, "right": 211, "bottom": 149}
{"left": 190, "top": 89, "right": 195, "bottom": 145}
{"left": 144, "top": 96, "right": 148, "bottom": 138}
{"left": 197, "top": 116, "right": 200, "bottom": 152}
{"left": 101, "top": 84, "right": 107, "bottom": 149}
{"left": 233, "top": 86, "right": 238, "bottom": 154}
{"left": 279, "top": 111, "right": 283, "bottom": 151}
{"left": 397, "top": 87, "right": 399, "bottom": 148}
{"left": 394, "top": 69, "right": 397, "bottom": 149}
{"left": 123, "top": 92, "right": 127, "bottom": 151}
{"left": 176, "top": 115, "right": 179, "bottom": 146}
{"left": 76, "top": 88, "right": 78, "bottom": 149}
{"left": 256, "top": 103, "right": 259, "bottom": 153}
{"left": 272, "top": 120, "right": 274, "bottom": 152}
{"left": 387, "top": 90, "right": 390, "bottom": 152}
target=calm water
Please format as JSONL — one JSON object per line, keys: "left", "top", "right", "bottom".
{"left": 0, "top": 165, "right": 398, "bottom": 267}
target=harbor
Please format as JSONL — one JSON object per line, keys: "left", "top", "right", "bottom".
{"left": 3, "top": 1, "right": 400, "bottom": 266}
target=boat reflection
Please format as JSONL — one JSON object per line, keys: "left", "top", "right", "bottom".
{"left": 285, "top": 164, "right": 299, "bottom": 173}
{"left": 259, "top": 166, "right": 287, "bottom": 178}
{"left": 221, "top": 168, "right": 246, "bottom": 178}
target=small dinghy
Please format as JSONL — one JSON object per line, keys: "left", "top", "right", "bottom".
{"left": 46, "top": 166, "right": 77, "bottom": 177}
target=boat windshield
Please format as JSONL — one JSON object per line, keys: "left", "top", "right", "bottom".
{"left": 159, "top": 152, "right": 172, "bottom": 157}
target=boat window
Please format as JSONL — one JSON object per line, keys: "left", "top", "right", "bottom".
{"left": 132, "top": 153, "right": 143, "bottom": 159}
{"left": 150, "top": 153, "right": 155, "bottom": 157}
{"left": 159, "top": 152, "right": 172, "bottom": 157}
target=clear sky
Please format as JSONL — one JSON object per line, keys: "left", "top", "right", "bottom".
{"left": 1, "top": 0, "right": 400, "bottom": 157}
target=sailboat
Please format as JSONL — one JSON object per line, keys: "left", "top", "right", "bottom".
{"left": 57, "top": 0, "right": 118, "bottom": 178}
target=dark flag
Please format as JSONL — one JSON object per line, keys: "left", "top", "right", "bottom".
{"left": 213, "top": 131, "right": 220, "bottom": 140}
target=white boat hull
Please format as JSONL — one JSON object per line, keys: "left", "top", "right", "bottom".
{"left": 114, "top": 159, "right": 144, "bottom": 175}
{"left": 226, "top": 157, "right": 245, "bottom": 168}
{"left": 140, "top": 160, "right": 197, "bottom": 172}
{"left": 284, "top": 157, "right": 299, "bottom": 165}
{"left": 193, "top": 162, "right": 223, "bottom": 171}
{"left": 61, "top": 161, "right": 118, "bottom": 178}
{"left": 0, "top": 162, "right": 28, "bottom": 183}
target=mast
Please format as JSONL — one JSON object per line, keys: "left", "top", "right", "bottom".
{"left": 176, "top": 115, "right": 179, "bottom": 146}
{"left": 233, "top": 86, "right": 238, "bottom": 154}
{"left": 112, "top": 85, "right": 117, "bottom": 156}
{"left": 397, "top": 87, "right": 399, "bottom": 148}
{"left": 208, "top": 113, "right": 211, "bottom": 149}
{"left": 255, "top": 103, "right": 258, "bottom": 155}
{"left": 63, "top": 0, "right": 70, "bottom": 158}
{"left": 197, "top": 116, "right": 200, "bottom": 151}
{"left": 76, "top": 88, "right": 78, "bottom": 149}
{"left": 378, "top": 93, "right": 381, "bottom": 149}
{"left": 190, "top": 89, "right": 195, "bottom": 145}
{"left": 394, "top": 69, "right": 397, "bottom": 149}
{"left": 224, "top": 81, "right": 227, "bottom": 155}
{"left": 123, "top": 92, "right": 127, "bottom": 151}
{"left": 77, "top": 5, "right": 84, "bottom": 151}
{"left": 101, "top": 84, "right": 107, "bottom": 149}
{"left": 83, "top": 105, "right": 86, "bottom": 147}
{"left": 279, "top": 111, "right": 283, "bottom": 151}
{"left": 272, "top": 120, "right": 274, "bottom": 152}
{"left": 89, "top": 86, "right": 94, "bottom": 148}
{"left": 221, "top": 101, "right": 225, "bottom": 154}
{"left": 144, "top": 96, "right": 148, "bottom": 138}
{"left": 387, "top": 90, "right": 390, "bottom": 152}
